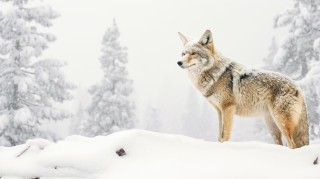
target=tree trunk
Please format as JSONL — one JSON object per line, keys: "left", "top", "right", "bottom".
{"left": 11, "top": 84, "right": 19, "bottom": 110}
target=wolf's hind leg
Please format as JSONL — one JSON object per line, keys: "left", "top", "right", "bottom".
{"left": 269, "top": 104, "right": 297, "bottom": 149}
{"left": 264, "top": 114, "right": 283, "bottom": 145}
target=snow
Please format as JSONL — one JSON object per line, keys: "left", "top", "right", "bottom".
{"left": 313, "top": 38, "right": 320, "bottom": 51}
{"left": 0, "top": 129, "right": 319, "bottom": 179}
{"left": 295, "top": 17, "right": 304, "bottom": 27}
{"left": 276, "top": 14, "right": 292, "bottom": 27}
{"left": 0, "top": 114, "right": 9, "bottom": 130}
{"left": 305, "top": 63, "right": 320, "bottom": 78}
{"left": 14, "top": 107, "right": 32, "bottom": 124}
{"left": 272, "top": 48, "right": 287, "bottom": 67}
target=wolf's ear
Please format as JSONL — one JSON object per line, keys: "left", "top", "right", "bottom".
{"left": 199, "top": 30, "right": 214, "bottom": 54}
{"left": 178, "top": 32, "right": 190, "bottom": 46}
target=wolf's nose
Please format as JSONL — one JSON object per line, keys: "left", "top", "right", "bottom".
{"left": 177, "top": 61, "right": 183, "bottom": 66}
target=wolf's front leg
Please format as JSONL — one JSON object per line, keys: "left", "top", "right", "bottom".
{"left": 219, "top": 105, "right": 236, "bottom": 142}
{"left": 215, "top": 109, "right": 223, "bottom": 142}
{"left": 218, "top": 118, "right": 223, "bottom": 142}
{"left": 211, "top": 104, "right": 223, "bottom": 142}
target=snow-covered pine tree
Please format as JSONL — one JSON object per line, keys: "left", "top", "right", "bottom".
{"left": 0, "top": 0, "right": 74, "bottom": 146}
{"left": 264, "top": 0, "right": 320, "bottom": 139}
{"left": 262, "top": 37, "right": 278, "bottom": 71}
{"left": 271, "top": 0, "right": 320, "bottom": 80}
{"left": 70, "top": 102, "right": 89, "bottom": 135}
{"left": 82, "top": 20, "right": 134, "bottom": 136}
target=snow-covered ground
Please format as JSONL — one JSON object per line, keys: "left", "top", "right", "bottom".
{"left": 0, "top": 129, "right": 319, "bottom": 179}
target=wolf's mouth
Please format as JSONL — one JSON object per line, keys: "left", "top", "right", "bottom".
{"left": 182, "top": 64, "right": 196, "bottom": 69}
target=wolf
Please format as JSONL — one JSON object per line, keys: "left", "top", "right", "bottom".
{"left": 177, "top": 30, "right": 309, "bottom": 149}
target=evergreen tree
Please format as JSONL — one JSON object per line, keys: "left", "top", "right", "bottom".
{"left": 299, "top": 63, "right": 320, "bottom": 140}
{"left": 264, "top": 0, "right": 320, "bottom": 139}
{"left": 70, "top": 102, "right": 89, "bottom": 135}
{"left": 0, "top": 0, "right": 74, "bottom": 146}
{"left": 82, "top": 20, "right": 135, "bottom": 136}
{"left": 271, "top": 0, "right": 320, "bottom": 80}
{"left": 262, "top": 37, "right": 278, "bottom": 71}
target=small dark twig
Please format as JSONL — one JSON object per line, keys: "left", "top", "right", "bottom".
{"left": 17, "top": 145, "right": 31, "bottom": 157}
{"left": 116, "top": 148, "right": 126, "bottom": 157}
{"left": 313, "top": 157, "right": 318, "bottom": 165}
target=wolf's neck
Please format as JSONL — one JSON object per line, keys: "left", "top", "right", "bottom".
{"left": 187, "top": 52, "right": 232, "bottom": 92}
{"left": 207, "top": 53, "right": 232, "bottom": 81}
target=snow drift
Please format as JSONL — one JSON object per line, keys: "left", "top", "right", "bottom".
{"left": 0, "top": 129, "right": 319, "bottom": 179}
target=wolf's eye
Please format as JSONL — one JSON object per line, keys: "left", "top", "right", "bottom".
{"left": 182, "top": 53, "right": 185, "bottom": 56}
{"left": 191, "top": 52, "right": 197, "bottom": 55}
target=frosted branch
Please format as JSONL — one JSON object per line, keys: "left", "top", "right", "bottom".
{"left": 16, "top": 145, "right": 30, "bottom": 157}
{"left": 19, "top": 99, "right": 39, "bottom": 106}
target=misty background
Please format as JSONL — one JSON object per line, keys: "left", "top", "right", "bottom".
{"left": 0, "top": 0, "right": 319, "bottom": 146}
{"left": 43, "top": 0, "right": 291, "bottom": 140}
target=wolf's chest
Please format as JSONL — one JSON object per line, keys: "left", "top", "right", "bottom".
{"left": 188, "top": 72, "right": 215, "bottom": 96}
{"left": 189, "top": 76, "right": 226, "bottom": 104}
{"left": 186, "top": 62, "right": 236, "bottom": 105}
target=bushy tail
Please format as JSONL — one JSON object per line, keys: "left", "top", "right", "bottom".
{"left": 293, "top": 102, "right": 309, "bottom": 148}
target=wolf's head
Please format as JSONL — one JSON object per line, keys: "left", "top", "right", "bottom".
{"left": 177, "top": 30, "right": 215, "bottom": 71}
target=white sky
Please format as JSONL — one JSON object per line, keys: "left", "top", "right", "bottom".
{"left": 42, "top": 0, "right": 291, "bottom": 84}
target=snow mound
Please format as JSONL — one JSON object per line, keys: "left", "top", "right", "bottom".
{"left": 0, "top": 129, "right": 319, "bottom": 179}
